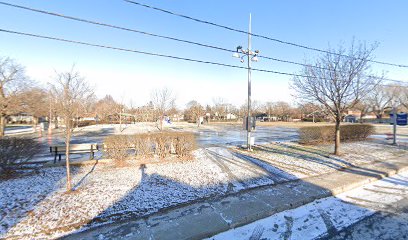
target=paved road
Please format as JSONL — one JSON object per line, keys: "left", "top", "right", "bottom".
{"left": 210, "top": 171, "right": 408, "bottom": 240}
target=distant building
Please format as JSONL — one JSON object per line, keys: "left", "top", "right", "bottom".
{"left": 226, "top": 113, "right": 237, "bottom": 120}
{"left": 7, "top": 113, "right": 34, "bottom": 124}
{"left": 344, "top": 115, "right": 357, "bottom": 123}
{"left": 343, "top": 110, "right": 378, "bottom": 123}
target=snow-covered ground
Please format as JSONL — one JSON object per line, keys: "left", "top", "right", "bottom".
{"left": 207, "top": 170, "right": 408, "bottom": 240}
{"left": 4, "top": 125, "right": 35, "bottom": 135}
{"left": 1, "top": 139, "right": 407, "bottom": 239}
{"left": 2, "top": 123, "right": 407, "bottom": 239}
{"left": 236, "top": 141, "right": 407, "bottom": 179}
{"left": 0, "top": 148, "right": 279, "bottom": 239}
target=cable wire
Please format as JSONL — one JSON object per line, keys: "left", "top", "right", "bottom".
{"left": 0, "top": 28, "right": 309, "bottom": 77}
{"left": 1, "top": 1, "right": 407, "bottom": 84}
{"left": 0, "top": 28, "right": 407, "bottom": 88}
{"left": 123, "top": 0, "right": 408, "bottom": 68}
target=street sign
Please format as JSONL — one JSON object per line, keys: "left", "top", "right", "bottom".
{"left": 243, "top": 116, "right": 256, "bottom": 131}
{"left": 397, "top": 113, "right": 407, "bottom": 126}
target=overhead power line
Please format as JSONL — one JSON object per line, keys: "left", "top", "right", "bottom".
{"left": 1, "top": 1, "right": 407, "bottom": 85}
{"left": 0, "top": 1, "right": 330, "bottom": 72}
{"left": 1, "top": 28, "right": 407, "bottom": 89}
{"left": 123, "top": 0, "right": 408, "bottom": 68}
{"left": 0, "top": 1, "right": 233, "bottom": 53}
{"left": 0, "top": 28, "right": 309, "bottom": 77}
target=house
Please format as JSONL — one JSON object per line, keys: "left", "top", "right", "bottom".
{"left": 226, "top": 113, "right": 237, "bottom": 120}
{"left": 344, "top": 115, "right": 357, "bottom": 123}
{"left": 7, "top": 113, "right": 34, "bottom": 124}
{"left": 343, "top": 110, "right": 377, "bottom": 122}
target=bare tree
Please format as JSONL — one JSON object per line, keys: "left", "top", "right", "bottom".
{"left": 398, "top": 87, "right": 408, "bottom": 109}
{"left": 291, "top": 41, "right": 378, "bottom": 155}
{"left": 18, "top": 87, "right": 49, "bottom": 128}
{"left": 0, "top": 57, "right": 31, "bottom": 137}
{"left": 274, "top": 101, "right": 294, "bottom": 121}
{"left": 264, "top": 102, "right": 275, "bottom": 121}
{"left": 298, "top": 103, "right": 323, "bottom": 121}
{"left": 95, "top": 95, "right": 121, "bottom": 122}
{"left": 368, "top": 84, "right": 397, "bottom": 119}
{"left": 151, "top": 87, "right": 176, "bottom": 130}
{"left": 50, "top": 68, "right": 93, "bottom": 191}
{"left": 240, "top": 100, "right": 262, "bottom": 118}
{"left": 185, "top": 100, "right": 204, "bottom": 127}
{"left": 212, "top": 97, "right": 227, "bottom": 120}
{"left": 353, "top": 98, "right": 370, "bottom": 123}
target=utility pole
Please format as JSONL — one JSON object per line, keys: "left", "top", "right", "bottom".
{"left": 247, "top": 13, "right": 252, "bottom": 151}
{"left": 392, "top": 106, "right": 397, "bottom": 145}
{"left": 48, "top": 93, "right": 52, "bottom": 135}
{"left": 232, "top": 13, "right": 259, "bottom": 151}
{"left": 119, "top": 108, "right": 122, "bottom": 132}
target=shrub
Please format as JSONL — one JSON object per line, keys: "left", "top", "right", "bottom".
{"left": 103, "top": 132, "right": 196, "bottom": 164}
{"left": 77, "top": 120, "right": 95, "bottom": 127}
{"left": 301, "top": 117, "right": 325, "bottom": 122}
{"left": 131, "top": 134, "right": 153, "bottom": 159}
{"left": 153, "top": 132, "right": 172, "bottom": 159}
{"left": 0, "top": 137, "right": 41, "bottom": 176}
{"left": 104, "top": 135, "right": 131, "bottom": 166}
{"left": 340, "top": 124, "right": 375, "bottom": 141}
{"left": 174, "top": 132, "right": 196, "bottom": 159}
{"left": 299, "top": 124, "right": 374, "bottom": 144}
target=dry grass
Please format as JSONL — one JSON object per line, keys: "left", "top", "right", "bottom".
{"left": 103, "top": 132, "right": 196, "bottom": 164}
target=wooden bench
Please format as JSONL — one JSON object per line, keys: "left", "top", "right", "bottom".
{"left": 49, "top": 144, "right": 99, "bottom": 163}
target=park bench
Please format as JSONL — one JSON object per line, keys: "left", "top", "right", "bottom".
{"left": 49, "top": 143, "right": 99, "bottom": 163}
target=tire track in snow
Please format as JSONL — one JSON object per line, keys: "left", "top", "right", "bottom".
{"left": 231, "top": 150, "right": 292, "bottom": 182}
{"left": 318, "top": 208, "right": 337, "bottom": 236}
{"left": 254, "top": 145, "right": 316, "bottom": 176}
{"left": 207, "top": 148, "right": 272, "bottom": 176}
{"left": 249, "top": 224, "right": 264, "bottom": 240}
{"left": 203, "top": 148, "right": 246, "bottom": 190}
{"left": 282, "top": 215, "right": 294, "bottom": 240}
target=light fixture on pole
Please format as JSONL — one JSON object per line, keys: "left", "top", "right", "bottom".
{"left": 232, "top": 13, "right": 260, "bottom": 151}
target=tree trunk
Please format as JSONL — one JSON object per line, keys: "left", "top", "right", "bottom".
{"left": 32, "top": 116, "right": 39, "bottom": 132}
{"left": 119, "top": 112, "right": 122, "bottom": 132}
{"left": 54, "top": 114, "right": 59, "bottom": 129}
{"left": 334, "top": 119, "right": 341, "bottom": 155}
{"left": 65, "top": 120, "right": 72, "bottom": 192}
{"left": 0, "top": 115, "right": 5, "bottom": 137}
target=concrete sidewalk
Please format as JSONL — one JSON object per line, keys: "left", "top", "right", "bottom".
{"left": 64, "top": 155, "right": 408, "bottom": 240}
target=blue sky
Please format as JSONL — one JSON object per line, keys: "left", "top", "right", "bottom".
{"left": 0, "top": 0, "right": 407, "bottom": 108}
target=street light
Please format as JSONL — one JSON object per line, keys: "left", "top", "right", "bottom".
{"left": 232, "top": 13, "right": 260, "bottom": 151}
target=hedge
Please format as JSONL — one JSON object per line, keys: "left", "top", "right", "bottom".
{"left": 104, "top": 132, "right": 196, "bottom": 164}
{"left": 0, "top": 137, "right": 41, "bottom": 176}
{"left": 299, "top": 124, "right": 375, "bottom": 144}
